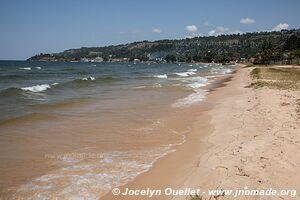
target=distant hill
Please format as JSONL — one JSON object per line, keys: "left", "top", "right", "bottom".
{"left": 28, "top": 29, "right": 300, "bottom": 64}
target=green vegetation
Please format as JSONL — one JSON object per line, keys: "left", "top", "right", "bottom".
{"left": 250, "top": 68, "right": 261, "bottom": 79}
{"left": 28, "top": 29, "right": 300, "bottom": 64}
{"left": 249, "top": 67, "right": 300, "bottom": 90}
{"left": 253, "top": 33, "right": 300, "bottom": 64}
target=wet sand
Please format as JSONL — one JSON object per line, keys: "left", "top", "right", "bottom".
{"left": 103, "top": 65, "right": 300, "bottom": 200}
{"left": 0, "top": 78, "right": 210, "bottom": 198}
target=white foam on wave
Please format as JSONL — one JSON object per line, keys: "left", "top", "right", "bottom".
{"left": 133, "top": 86, "right": 146, "bottom": 89}
{"left": 180, "top": 76, "right": 208, "bottom": 88}
{"left": 174, "top": 71, "right": 196, "bottom": 77}
{"left": 14, "top": 147, "right": 176, "bottom": 200}
{"left": 133, "top": 83, "right": 162, "bottom": 89}
{"left": 172, "top": 89, "right": 207, "bottom": 107}
{"left": 152, "top": 83, "right": 162, "bottom": 88}
{"left": 188, "top": 82, "right": 207, "bottom": 89}
{"left": 187, "top": 69, "right": 197, "bottom": 72}
{"left": 36, "top": 67, "right": 42, "bottom": 69}
{"left": 19, "top": 67, "right": 31, "bottom": 70}
{"left": 222, "top": 68, "right": 232, "bottom": 74}
{"left": 82, "top": 76, "right": 96, "bottom": 81}
{"left": 187, "top": 76, "right": 208, "bottom": 82}
{"left": 210, "top": 67, "right": 233, "bottom": 75}
{"left": 21, "top": 83, "right": 58, "bottom": 93}
{"left": 172, "top": 75, "right": 209, "bottom": 107}
{"left": 154, "top": 74, "right": 168, "bottom": 78}
{"left": 21, "top": 84, "right": 51, "bottom": 92}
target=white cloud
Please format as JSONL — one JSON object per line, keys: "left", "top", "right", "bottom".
{"left": 240, "top": 17, "right": 256, "bottom": 24}
{"left": 152, "top": 28, "right": 162, "bottom": 33}
{"left": 186, "top": 25, "right": 198, "bottom": 33}
{"left": 208, "top": 26, "right": 242, "bottom": 36}
{"left": 272, "top": 23, "right": 289, "bottom": 31}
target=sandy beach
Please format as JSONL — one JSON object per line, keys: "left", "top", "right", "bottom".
{"left": 103, "top": 65, "right": 300, "bottom": 200}
{"left": 1, "top": 1, "right": 299, "bottom": 199}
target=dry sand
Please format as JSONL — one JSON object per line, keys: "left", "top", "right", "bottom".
{"left": 103, "top": 65, "right": 300, "bottom": 200}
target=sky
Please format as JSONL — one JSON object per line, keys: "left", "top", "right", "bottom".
{"left": 0, "top": 0, "right": 299, "bottom": 60}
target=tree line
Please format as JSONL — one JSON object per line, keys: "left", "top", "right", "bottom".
{"left": 28, "top": 29, "right": 300, "bottom": 65}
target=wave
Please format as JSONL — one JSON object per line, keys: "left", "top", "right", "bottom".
{"left": 81, "top": 76, "right": 96, "bottom": 81}
{"left": 174, "top": 71, "right": 196, "bottom": 77}
{"left": 187, "top": 69, "right": 197, "bottom": 72}
{"left": 36, "top": 67, "right": 42, "bottom": 70}
{"left": 19, "top": 67, "right": 31, "bottom": 70}
{"left": 185, "top": 76, "right": 208, "bottom": 82}
{"left": 132, "top": 82, "right": 190, "bottom": 91}
{"left": 152, "top": 83, "right": 162, "bottom": 88}
{"left": 222, "top": 68, "right": 232, "bottom": 74}
{"left": 153, "top": 74, "right": 168, "bottom": 78}
{"left": 172, "top": 89, "right": 207, "bottom": 107}
{"left": 188, "top": 82, "right": 207, "bottom": 89}
{"left": 172, "top": 75, "right": 209, "bottom": 107}
{"left": 133, "top": 85, "right": 146, "bottom": 89}
{"left": 210, "top": 67, "right": 233, "bottom": 75}
{"left": 133, "top": 83, "right": 162, "bottom": 90}
{"left": 14, "top": 147, "right": 175, "bottom": 199}
{"left": 71, "top": 76, "right": 117, "bottom": 85}
{"left": 21, "top": 83, "right": 58, "bottom": 93}
{"left": 178, "top": 76, "right": 208, "bottom": 88}
{"left": 187, "top": 77, "right": 209, "bottom": 89}
{"left": 0, "top": 76, "right": 118, "bottom": 98}
{"left": 0, "top": 83, "right": 58, "bottom": 98}
{"left": 57, "top": 76, "right": 119, "bottom": 90}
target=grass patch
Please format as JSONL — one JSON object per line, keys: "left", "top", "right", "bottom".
{"left": 250, "top": 68, "right": 261, "bottom": 79}
{"left": 249, "top": 67, "right": 300, "bottom": 90}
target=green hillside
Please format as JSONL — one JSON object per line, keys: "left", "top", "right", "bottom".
{"left": 28, "top": 29, "right": 300, "bottom": 64}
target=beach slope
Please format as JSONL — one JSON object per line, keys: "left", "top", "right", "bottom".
{"left": 104, "top": 65, "right": 300, "bottom": 200}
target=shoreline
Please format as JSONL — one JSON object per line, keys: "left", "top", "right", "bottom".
{"left": 0, "top": 62, "right": 236, "bottom": 199}
{"left": 102, "top": 66, "right": 241, "bottom": 200}
{"left": 1, "top": 64, "right": 299, "bottom": 199}
{"left": 103, "top": 64, "right": 300, "bottom": 200}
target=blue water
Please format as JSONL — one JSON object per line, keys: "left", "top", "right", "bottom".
{"left": 0, "top": 60, "right": 236, "bottom": 198}
{"left": 0, "top": 60, "right": 234, "bottom": 121}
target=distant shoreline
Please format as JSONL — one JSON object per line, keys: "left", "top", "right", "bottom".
{"left": 27, "top": 29, "right": 300, "bottom": 65}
